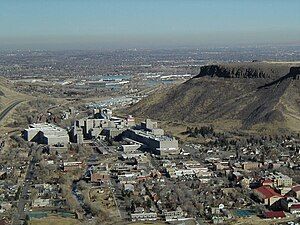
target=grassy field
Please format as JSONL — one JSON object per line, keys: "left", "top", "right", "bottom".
{"left": 159, "top": 119, "right": 244, "bottom": 143}
{"left": 29, "top": 217, "right": 169, "bottom": 225}
{"left": 229, "top": 215, "right": 298, "bottom": 225}
{"left": 0, "top": 77, "right": 30, "bottom": 132}
{"left": 126, "top": 220, "right": 197, "bottom": 225}
{"left": 28, "top": 216, "right": 82, "bottom": 225}
{"left": 0, "top": 77, "right": 27, "bottom": 109}
{"left": 118, "top": 222, "right": 168, "bottom": 225}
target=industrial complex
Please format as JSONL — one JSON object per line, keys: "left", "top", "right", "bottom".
{"left": 69, "top": 109, "right": 179, "bottom": 156}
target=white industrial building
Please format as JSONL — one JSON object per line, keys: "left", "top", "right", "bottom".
{"left": 24, "top": 123, "right": 69, "bottom": 146}
{"left": 123, "top": 119, "right": 180, "bottom": 156}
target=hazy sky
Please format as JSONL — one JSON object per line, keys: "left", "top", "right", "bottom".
{"left": 1, "top": 0, "right": 300, "bottom": 50}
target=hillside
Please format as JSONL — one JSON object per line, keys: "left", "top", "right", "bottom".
{"left": 0, "top": 77, "right": 26, "bottom": 111}
{"left": 128, "top": 62, "right": 300, "bottom": 133}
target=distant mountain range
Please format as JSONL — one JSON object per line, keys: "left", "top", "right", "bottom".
{"left": 128, "top": 62, "right": 300, "bottom": 133}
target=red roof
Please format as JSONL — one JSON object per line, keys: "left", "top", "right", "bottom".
{"left": 290, "top": 204, "right": 300, "bottom": 209}
{"left": 264, "top": 211, "right": 285, "bottom": 218}
{"left": 292, "top": 185, "right": 300, "bottom": 192}
{"left": 254, "top": 186, "right": 282, "bottom": 199}
{"left": 261, "top": 179, "right": 273, "bottom": 184}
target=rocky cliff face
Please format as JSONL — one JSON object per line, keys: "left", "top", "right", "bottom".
{"left": 128, "top": 63, "right": 300, "bottom": 133}
{"left": 195, "top": 63, "right": 291, "bottom": 79}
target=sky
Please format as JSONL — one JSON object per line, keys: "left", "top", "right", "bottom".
{"left": 0, "top": 0, "right": 300, "bottom": 50}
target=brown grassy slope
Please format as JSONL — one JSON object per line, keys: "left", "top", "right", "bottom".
{"left": 280, "top": 78, "right": 300, "bottom": 131}
{"left": 128, "top": 63, "right": 300, "bottom": 133}
{"left": 0, "top": 77, "right": 27, "bottom": 110}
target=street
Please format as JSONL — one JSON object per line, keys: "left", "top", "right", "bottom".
{"left": 11, "top": 146, "right": 38, "bottom": 225}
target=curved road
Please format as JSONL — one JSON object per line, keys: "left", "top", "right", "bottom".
{"left": 0, "top": 100, "right": 23, "bottom": 123}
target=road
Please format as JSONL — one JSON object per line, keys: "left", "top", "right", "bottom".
{"left": 12, "top": 146, "right": 38, "bottom": 225}
{"left": 91, "top": 139, "right": 129, "bottom": 219}
{"left": 0, "top": 100, "right": 28, "bottom": 224}
{"left": 110, "top": 178, "right": 130, "bottom": 220}
{"left": 0, "top": 100, "right": 23, "bottom": 123}
{"left": 93, "top": 139, "right": 116, "bottom": 154}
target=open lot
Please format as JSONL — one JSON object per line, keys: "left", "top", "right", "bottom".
{"left": 28, "top": 216, "right": 82, "bottom": 225}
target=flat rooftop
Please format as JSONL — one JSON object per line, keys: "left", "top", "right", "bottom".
{"left": 129, "top": 129, "right": 175, "bottom": 142}
{"left": 27, "top": 123, "right": 68, "bottom": 135}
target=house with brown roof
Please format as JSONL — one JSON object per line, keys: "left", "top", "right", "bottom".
{"left": 290, "top": 204, "right": 300, "bottom": 214}
{"left": 261, "top": 178, "right": 273, "bottom": 187}
{"left": 242, "top": 162, "right": 262, "bottom": 170}
{"left": 281, "top": 197, "right": 300, "bottom": 213}
{"left": 0, "top": 219, "right": 8, "bottom": 225}
{"left": 263, "top": 211, "right": 285, "bottom": 219}
{"left": 91, "top": 172, "right": 110, "bottom": 183}
{"left": 290, "top": 185, "right": 300, "bottom": 200}
{"left": 0, "top": 171, "right": 7, "bottom": 180}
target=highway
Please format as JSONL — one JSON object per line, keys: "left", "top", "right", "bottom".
{"left": 0, "top": 100, "right": 23, "bottom": 123}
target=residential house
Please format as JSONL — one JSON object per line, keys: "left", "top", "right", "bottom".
{"left": 281, "top": 197, "right": 300, "bottom": 214}
{"left": 263, "top": 211, "right": 285, "bottom": 219}
{"left": 131, "top": 212, "right": 158, "bottom": 221}
{"left": 253, "top": 186, "right": 283, "bottom": 206}
{"left": 290, "top": 185, "right": 300, "bottom": 200}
